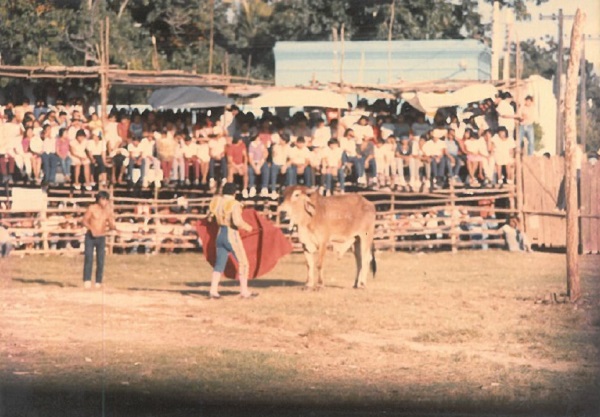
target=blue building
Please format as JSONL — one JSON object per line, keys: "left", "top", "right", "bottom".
{"left": 274, "top": 40, "right": 491, "bottom": 87}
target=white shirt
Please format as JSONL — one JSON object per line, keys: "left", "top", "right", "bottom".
{"left": 43, "top": 137, "right": 57, "bottom": 154}
{"left": 311, "top": 126, "right": 330, "bottom": 148}
{"left": 70, "top": 139, "right": 89, "bottom": 159}
{"left": 271, "top": 143, "right": 289, "bottom": 166}
{"left": 196, "top": 142, "right": 210, "bottom": 162}
{"left": 29, "top": 136, "right": 44, "bottom": 154}
{"left": 289, "top": 146, "right": 311, "bottom": 165}
{"left": 352, "top": 123, "right": 374, "bottom": 145}
{"left": 182, "top": 141, "right": 198, "bottom": 159}
{"left": 208, "top": 137, "right": 226, "bottom": 158}
{"left": 321, "top": 146, "right": 343, "bottom": 168}
{"left": 423, "top": 139, "right": 446, "bottom": 157}
{"left": 86, "top": 139, "right": 106, "bottom": 156}
{"left": 339, "top": 136, "right": 357, "bottom": 157}
{"left": 127, "top": 142, "right": 144, "bottom": 159}
{"left": 140, "top": 138, "right": 155, "bottom": 159}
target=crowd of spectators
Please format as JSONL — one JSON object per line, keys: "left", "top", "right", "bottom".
{"left": 0, "top": 91, "right": 544, "bottom": 198}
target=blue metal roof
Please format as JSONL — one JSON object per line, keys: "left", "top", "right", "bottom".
{"left": 274, "top": 40, "right": 491, "bottom": 86}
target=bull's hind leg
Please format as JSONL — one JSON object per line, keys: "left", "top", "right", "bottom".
{"left": 355, "top": 234, "right": 372, "bottom": 288}
{"left": 353, "top": 238, "right": 364, "bottom": 288}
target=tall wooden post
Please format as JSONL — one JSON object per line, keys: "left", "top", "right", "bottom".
{"left": 514, "top": 35, "right": 524, "bottom": 227}
{"left": 99, "top": 17, "right": 110, "bottom": 124}
{"left": 556, "top": 9, "right": 565, "bottom": 155}
{"left": 564, "top": 9, "right": 585, "bottom": 303}
{"left": 579, "top": 35, "right": 587, "bottom": 152}
{"left": 208, "top": 0, "right": 215, "bottom": 74}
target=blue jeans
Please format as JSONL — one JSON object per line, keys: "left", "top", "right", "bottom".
{"left": 56, "top": 155, "right": 72, "bottom": 180}
{"left": 430, "top": 156, "right": 448, "bottom": 183}
{"left": 287, "top": 165, "right": 313, "bottom": 187}
{"left": 344, "top": 154, "right": 364, "bottom": 179}
{"left": 128, "top": 158, "right": 146, "bottom": 184}
{"left": 209, "top": 157, "right": 228, "bottom": 181}
{"left": 269, "top": 164, "right": 284, "bottom": 191}
{"left": 1, "top": 241, "right": 12, "bottom": 257}
{"left": 519, "top": 124, "right": 535, "bottom": 156}
{"left": 83, "top": 231, "right": 106, "bottom": 283}
{"left": 41, "top": 153, "right": 57, "bottom": 183}
{"left": 324, "top": 168, "right": 346, "bottom": 192}
{"left": 248, "top": 162, "right": 269, "bottom": 189}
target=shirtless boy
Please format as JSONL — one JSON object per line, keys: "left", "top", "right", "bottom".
{"left": 82, "top": 191, "right": 116, "bottom": 288}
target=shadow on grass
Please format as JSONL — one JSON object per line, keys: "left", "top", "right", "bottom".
{"left": 1, "top": 381, "right": 598, "bottom": 417}
{"left": 126, "top": 287, "right": 243, "bottom": 298}
{"left": 12, "top": 277, "right": 77, "bottom": 288}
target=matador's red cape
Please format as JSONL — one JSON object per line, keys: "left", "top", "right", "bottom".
{"left": 196, "top": 208, "right": 293, "bottom": 279}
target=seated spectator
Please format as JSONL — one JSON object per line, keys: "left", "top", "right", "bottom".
{"left": 29, "top": 123, "right": 44, "bottom": 184}
{"left": 14, "top": 126, "right": 35, "bottom": 183}
{"left": 373, "top": 138, "right": 391, "bottom": 189}
{"left": 423, "top": 129, "right": 449, "bottom": 190}
{"left": 340, "top": 128, "right": 361, "bottom": 184}
{"left": 286, "top": 136, "right": 313, "bottom": 187}
{"left": 226, "top": 136, "right": 248, "bottom": 195}
{"left": 268, "top": 133, "right": 290, "bottom": 198}
{"left": 501, "top": 217, "right": 531, "bottom": 252}
{"left": 464, "top": 128, "right": 483, "bottom": 187}
{"left": 357, "top": 136, "right": 377, "bottom": 187}
{"left": 208, "top": 133, "right": 228, "bottom": 188}
{"left": 445, "top": 128, "right": 465, "bottom": 184}
{"left": 156, "top": 130, "right": 176, "bottom": 186}
{"left": 40, "top": 124, "right": 57, "bottom": 184}
{"left": 70, "top": 129, "right": 92, "bottom": 190}
{"left": 247, "top": 134, "right": 269, "bottom": 197}
{"left": 321, "top": 138, "right": 345, "bottom": 195}
{"left": 55, "top": 127, "right": 72, "bottom": 185}
{"left": 182, "top": 135, "right": 200, "bottom": 185}
{"left": 195, "top": 134, "right": 210, "bottom": 187}
{"left": 87, "top": 130, "right": 108, "bottom": 187}
{"left": 394, "top": 136, "right": 411, "bottom": 191}
{"left": 127, "top": 136, "right": 146, "bottom": 187}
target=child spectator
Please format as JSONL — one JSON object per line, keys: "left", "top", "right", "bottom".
{"left": 208, "top": 133, "right": 228, "bottom": 188}
{"left": 464, "top": 128, "right": 483, "bottom": 187}
{"left": 492, "top": 126, "right": 516, "bottom": 185}
{"left": 394, "top": 136, "right": 411, "bottom": 191}
{"left": 87, "top": 130, "right": 108, "bottom": 187}
{"left": 182, "top": 135, "right": 200, "bottom": 185}
{"left": 55, "top": 128, "right": 72, "bottom": 185}
{"left": 127, "top": 136, "right": 146, "bottom": 187}
{"left": 156, "top": 130, "right": 176, "bottom": 186}
{"left": 423, "top": 129, "right": 449, "bottom": 190}
{"left": 357, "top": 136, "right": 377, "bottom": 187}
{"left": 195, "top": 134, "right": 210, "bottom": 187}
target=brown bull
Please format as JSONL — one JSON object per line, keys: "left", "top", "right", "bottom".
{"left": 279, "top": 186, "right": 376, "bottom": 289}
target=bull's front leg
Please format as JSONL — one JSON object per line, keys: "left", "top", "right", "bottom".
{"left": 315, "top": 242, "right": 328, "bottom": 288}
{"left": 303, "top": 245, "right": 316, "bottom": 289}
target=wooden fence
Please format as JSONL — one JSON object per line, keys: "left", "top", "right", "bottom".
{"left": 0, "top": 187, "right": 517, "bottom": 256}
{"left": 522, "top": 156, "right": 600, "bottom": 254}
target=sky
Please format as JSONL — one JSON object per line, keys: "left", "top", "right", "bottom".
{"left": 478, "top": 0, "right": 600, "bottom": 69}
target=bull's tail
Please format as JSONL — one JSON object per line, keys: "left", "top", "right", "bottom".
{"left": 370, "top": 244, "right": 377, "bottom": 279}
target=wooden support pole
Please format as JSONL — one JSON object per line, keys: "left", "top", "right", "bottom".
{"left": 564, "top": 9, "right": 585, "bottom": 303}
{"left": 514, "top": 34, "right": 524, "bottom": 228}
{"left": 208, "top": 0, "right": 215, "bottom": 74}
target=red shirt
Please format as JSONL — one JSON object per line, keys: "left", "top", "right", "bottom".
{"left": 226, "top": 141, "right": 246, "bottom": 165}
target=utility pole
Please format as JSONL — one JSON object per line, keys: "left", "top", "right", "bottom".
{"left": 564, "top": 8, "right": 585, "bottom": 303}
{"left": 540, "top": 9, "right": 574, "bottom": 155}
{"left": 580, "top": 35, "right": 586, "bottom": 152}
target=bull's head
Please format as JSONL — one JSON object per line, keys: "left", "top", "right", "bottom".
{"left": 278, "top": 186, "right": 318, "bottom": 226}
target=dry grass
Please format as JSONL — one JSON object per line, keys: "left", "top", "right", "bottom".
{"left": 0, "top": 250, "right": 599, "bottom": 416}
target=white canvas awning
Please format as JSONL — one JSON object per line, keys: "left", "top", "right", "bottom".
{"left": 149, "top": 87, "right": 233, "bottom": 110}
{"left": 401, "top": 83, "right": 498, "bottom": 114}
{"left": 249, "top": 88, "right": 348, "bottom": 108}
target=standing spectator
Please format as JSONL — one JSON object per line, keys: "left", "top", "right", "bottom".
{"left": 495, "top": 92, "right": 516, "bottom": 139}
{"left": 287, "top": 136, "right": 313, "bottom": 187}
{"left": 321, "top": 138, "right": 345, "bottom": 195}
{"left": 311, "top": 118, "right": 330, "bottom": 149}
{"left": 517, "top": 95, "right": 537, "bottom": 156}
{"left": 247, "top": 134, "right": 269, "bottom": 198}
{"left": 55, "top": 128, "right": 72, "bottom": 185}
{"left": 226, "top": 137, "right": 249, "bottom": 196}
{"left": 220, "top": 105, "right": 240, "bottom": 138}
{"left": 172, "top": 132, "right": 186, "bottom": 185}
{"left": 29, "top": 124, "right": 43, "bottom": 184}
{"left": 82, "top": 191, "right": 116, "bottom": 289}
{"left": 140, "top": 129, "right": 160, "bottom": 186}
{"left": 70, "top": 129, "right": 93, "bottom": 190}
{"left": 480, "top": 129, "right": 495, "bottom": 186}
{"left": 339, "top": 128, "right": 361, "bottom": 183}
{"left": 3, "top": 115, "right": 22, "bottom": 184}
{"left": 373, "top": 138, "right": 390, "bottom": 189}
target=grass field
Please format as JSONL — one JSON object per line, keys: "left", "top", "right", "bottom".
{"left": 1, "top": 250, "right": 599, "bottom": 417}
